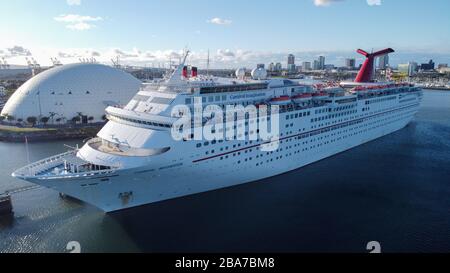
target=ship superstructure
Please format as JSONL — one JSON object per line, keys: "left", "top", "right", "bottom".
{"left": 13, "top": 49, "right": 423, "bottom": 212}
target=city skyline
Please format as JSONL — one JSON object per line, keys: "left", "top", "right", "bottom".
{"left": 1, "top": 0, "right": 450, "bottom": 68}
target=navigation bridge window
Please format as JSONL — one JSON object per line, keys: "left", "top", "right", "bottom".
{"left": 88, "top": 138, "right": 170, "bottom": 157}
{"left": 107, "top": 114, "right": 172, "bottom": 129}
{"left": 200, "top": 83, "right": 268, "bottom": 94}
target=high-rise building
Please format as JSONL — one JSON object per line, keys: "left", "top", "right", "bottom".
{"left": 378, "top": 54, "right": 389, "bottom": 69}
{"left": 318, "top": 56, "right": 325, "bottom": 70}
{"left": 398, "top": 62, "right": 418, "bottom": 76}
{"left": 313, "top": 60, "right": 320, "bottom": 70}
{"left": 345, "top": 58, "right": 356, "bottom": 69}
{"left": 275, "top": 63, "right": 282, "bottom": 71}
{"left": 302, "top": 62, "right": 311, "bottom": 71}
{"left": 268, "top": 62, "right": 275, "bottom": 71}
{"left": 287, "top": 64, "right": 296, "bottom": 73}
{"left": 288, "top": 54, "right": 295, "bottom": 66}
{"left": 420, "top": 60, "right": 435, "bottom": 70}
{"left": 288, "top": 56, "right": 294, "bottom": 64}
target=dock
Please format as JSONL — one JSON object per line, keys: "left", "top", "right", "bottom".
{"left": 0, "top": 123, "right": 103, "bottom": 143}
{"left": 422, "top": 86, "right": 450, "bottom": 91}
{"left": 0, "top": 194, "right": 13, "bottom": 216}
{"left": 0, "top": 185, "right": 41, "bottom": 216}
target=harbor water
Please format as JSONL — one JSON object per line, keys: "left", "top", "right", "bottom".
{"left": 0, "top": 90, "right": 449, "bottom": 253}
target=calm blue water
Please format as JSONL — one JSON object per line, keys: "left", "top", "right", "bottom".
{"left": 0, "top": 90, "right": 449, "bottom": 253}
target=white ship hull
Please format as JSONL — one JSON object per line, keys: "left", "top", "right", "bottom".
{"left": 21, "top": 94, "right": 421, "bottom": 212}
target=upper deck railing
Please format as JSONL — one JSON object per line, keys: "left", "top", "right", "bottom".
{"left": 12, "top": 150, "right": 119, "bottom": 179}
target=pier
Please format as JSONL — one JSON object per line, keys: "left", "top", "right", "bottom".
{"left": 0, "top": 123, "right": 103, "bottom": 142}
{"left": 0, "top": 185, "right": 41, "bottom": 216}
{"left": 0, "top": 195, "right": 13, "bottom": 216}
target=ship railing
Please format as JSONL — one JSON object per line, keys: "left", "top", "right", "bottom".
{"left": 13, "top": 150, "right": 120, "bottom": 178}
{"left": 37, "top": 168, "right": 118, "bottom": 180}
{"left": 15, "top": 150, "right": 78, "bottom": 177}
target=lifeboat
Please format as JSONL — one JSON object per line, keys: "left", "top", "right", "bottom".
{"left": 269, "top": 95, "right": 291, "bottom": 105}
{"left": 352, "top": 86, "right": 368, "bottom": 94}
{"left": 292, "top": 93, "right": 312, "bottom": 103}
{"left": 255, "top": 103, "right": 267, "bottom": 109}
{"left": 312, "top": 92, "right": 329, "bottom": 100}
{"left": 313, "top": 83, "right": 325, "bottom": 90}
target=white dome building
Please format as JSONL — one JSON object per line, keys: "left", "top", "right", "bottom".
{"left": 1, "top": 63, "right": 141, "bottom": 124}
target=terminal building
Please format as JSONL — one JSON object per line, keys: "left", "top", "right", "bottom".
{"left": 1, "top": 63, "right": 141, "bottom": 125}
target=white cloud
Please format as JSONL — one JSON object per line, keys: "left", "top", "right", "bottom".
{"left": 54, "top": 14, "right": 103, "bottom": 31}
{"left": 67, "top": 0, "right": 81, "bottom": 6}
{"left": 54, "top": 14, "right": 102, "bottom": 23}
{"left": 207, "top": 17, "right": 232, "bottom": 25}
{"left": 313, "top": 0, "right": 342, "bottom": 7}
{"left": 112, "top": 49, "right": 139, "bottom": 59}
{"left": 0, "top": 46, "right": 32, "bottom": 58}
{"left": 58, "top": 49, "right": 101, "bottom": 58}
{"left": 3, "top": 45, "right": 450, "bottom": 69}
{"left": 367, "top": 0, "right": 382, "bottom": 6}
{"left": 217, "top": 49, "right": 235, "bottom": 58}
{"left": 314, "top": 0, "right": 381, "bottom": 6}
{"left": 66, "top": 22, "right": 94, "bottom": 30}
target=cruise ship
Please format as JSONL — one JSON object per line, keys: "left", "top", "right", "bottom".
{"left": 12, "top": 48, "right": 423, "bottom": 212}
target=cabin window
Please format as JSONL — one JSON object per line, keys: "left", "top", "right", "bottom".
{"left": 151, "top": 97, "right": 173, "bottom": 105}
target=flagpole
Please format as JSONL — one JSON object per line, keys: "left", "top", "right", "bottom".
{"left": 25, "top": 136, "right": 30, "bottom": 164}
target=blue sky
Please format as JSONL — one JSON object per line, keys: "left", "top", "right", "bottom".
{"left": 1, "top": 0, "right": 450, "bottom": 68}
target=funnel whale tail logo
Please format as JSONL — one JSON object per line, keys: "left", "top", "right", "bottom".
{"left": 355, "top": 48, "right": 395, "bottom": 83}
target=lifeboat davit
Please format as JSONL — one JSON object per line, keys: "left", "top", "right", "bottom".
{"left": 312, "top": 92, "right": 329, "bottom": 100}
{"left": 352, "top": 86, "right": 368, "bottom": 94}
{"left": 270, "top": 95, "right": 291, "bottom": 105}
{"left": 292, "top": 93, "right": 312, "bottom": 103}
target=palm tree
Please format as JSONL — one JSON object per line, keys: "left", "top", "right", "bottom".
{"left": 27, "top": 116, "right": 37, "bottom": 126}
{"left": 40, "top": 116, "right": 50, "bottom": 126}
{"left": 48, "top": 112, "right": 57, "bottom": 125}
{"left": 72, "top": 116, "right": 81, "bottom": 124}
{"left": 77, "top": 112, "right": 84, "bottom": 124}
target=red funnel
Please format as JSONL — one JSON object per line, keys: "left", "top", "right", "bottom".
{"left": 355, "top": 48, "right": 394, "bottom": 82}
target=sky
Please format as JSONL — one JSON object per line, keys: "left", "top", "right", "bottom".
{"left": 0, "top": 0, "right": 449, "bottom": 68}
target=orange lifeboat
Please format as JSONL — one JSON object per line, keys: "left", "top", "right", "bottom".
{"left": 292, "top": 93, "right": 312, "bottom": 103}
{"left": 270, "top": 95, "right": 291, "bottom": 105}
{"left": 312, "top": 92, "right": 329, "bottom": 100}
{"left": 255, "top": 103, "right": 267, "bottom": 109}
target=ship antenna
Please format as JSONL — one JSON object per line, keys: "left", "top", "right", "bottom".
{"left": 207, "top": 49, "right": 210, "bottom": 77}
{"left": 165, "top": 50, "right": 190, "bottom": 85}
{"left": 25, "top": 136, "right": 30, "bottom": 164}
